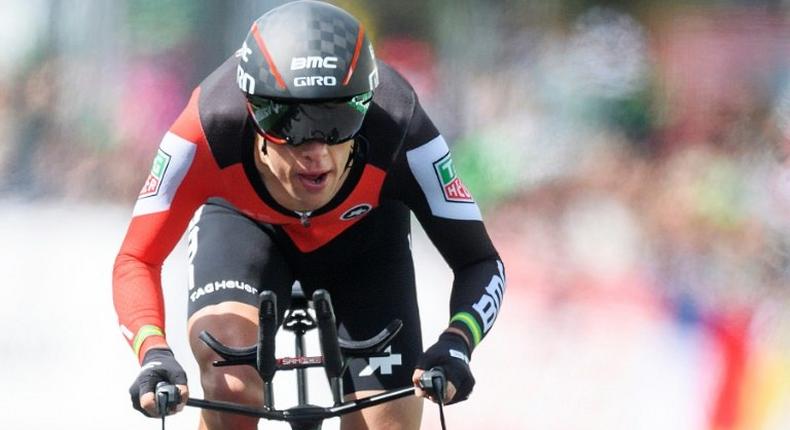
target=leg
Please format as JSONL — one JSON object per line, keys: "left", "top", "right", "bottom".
{"left": 340, "top": 392, "right": 422, "bottom": 430}
{"left": 185, "top": 201, "right": 294, "bottom": 430}
{"left": 188, "top": 302, "right": 262, "bottom": 430}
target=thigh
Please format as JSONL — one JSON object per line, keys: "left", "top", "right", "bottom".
{"left": 186, "top": 199, "right": 295, "bottom": 319}
{"left": 188, "top": 301, "right": 263, "bottom": 430}
{"left": 185, "top": 201, "right": 296, "bottom": 429}
{"left": 340, "top": 393, "right": 422, "bottom": 430}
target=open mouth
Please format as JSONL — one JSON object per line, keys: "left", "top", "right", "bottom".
{"left": 297, "top": 172, "right": 329, "bottom": 191}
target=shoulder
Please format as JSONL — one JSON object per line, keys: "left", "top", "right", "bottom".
{"left": 360, "top": 61, "right": 439, "bottom": 168}
{"left": 371, "top": 61, "right": 419, "bottom": 119}
{"left": 194, "top": 55, "right": 257, "bottom": 168}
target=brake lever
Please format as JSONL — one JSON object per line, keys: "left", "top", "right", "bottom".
{"left": 419, "top": 367, "right": 448, "bottom": 430}
{"left": 418, "top": 367, "right": 446, "bottom": 403}
{"left": 155, "top": 382, "right": 181, "bottom": 429}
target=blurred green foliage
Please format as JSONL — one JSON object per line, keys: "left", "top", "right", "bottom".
{"left": 126, "top": 0, "right": 200, "bottom": 54}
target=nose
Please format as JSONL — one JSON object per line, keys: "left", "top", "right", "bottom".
{"left": 294, "top": 140, "right": 329, "bottom": 160}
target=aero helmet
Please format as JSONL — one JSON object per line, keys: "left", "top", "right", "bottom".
{"left": 236, "top": 0, "right": 379, "bottom": 145}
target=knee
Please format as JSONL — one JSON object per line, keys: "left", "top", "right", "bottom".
{"left": 199, "top": 364, "right": 263, "bottom": 405}
{"left": 187, "top": 303, "right": 263, "bottom": 404}
{"left": 197, "top": 365, "right": 262, "bottom": 430}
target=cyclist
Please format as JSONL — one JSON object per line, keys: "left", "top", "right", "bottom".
{"left": 114, "top": 1, "right": 505, "bottom": 429}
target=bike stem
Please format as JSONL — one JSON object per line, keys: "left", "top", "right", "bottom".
{"left": 293, "top": 322, "right": 309, "bottom": 405}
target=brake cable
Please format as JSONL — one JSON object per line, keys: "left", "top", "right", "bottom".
{"left": 433, "top": 376, "right": 447, "bottom": 430}
{"left": 156, "top": 382, "right": 179, "bottom": 430}
{"left": 420, "top": 368, "right": 448, "bottom": 430}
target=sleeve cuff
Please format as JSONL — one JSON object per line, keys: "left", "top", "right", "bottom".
{"left": 449, "top": 311, "right": 482, "bottom": 350}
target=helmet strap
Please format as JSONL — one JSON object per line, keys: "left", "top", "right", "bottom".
{"left": 344, "top": 139, "right": 358, "bottom": 170}
{"left": 258, "top": 135, "right": 268, "bottom": 156}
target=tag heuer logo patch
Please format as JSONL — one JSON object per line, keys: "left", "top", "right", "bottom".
{"left": 433, "top": 153, "right": 473, "bottom": 203}
{"left": 139, "top": 149, "right": 171, "bottom": 199}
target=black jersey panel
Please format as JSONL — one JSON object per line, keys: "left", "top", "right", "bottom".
{"left": 198, "top": 55, "right": 257, "bottom": 169}
{"left": 380, "top": 101, "right": 440, "bottom": 221}
{"left": 399, "top": 101, "right": 441, "bottom": 152}
{"left": 358, "top": 62, "right": 418, "bottom": 169}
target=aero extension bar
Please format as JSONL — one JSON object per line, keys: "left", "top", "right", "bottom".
{"left": 155, "top": 287, "right": 446, "bottom": 430}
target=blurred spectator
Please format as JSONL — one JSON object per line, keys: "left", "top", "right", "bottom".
{"left": 1, "top": 54, "right": 59, "bottom": 198}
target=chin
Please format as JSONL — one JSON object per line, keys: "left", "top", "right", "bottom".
{"left": 295, "top": 195, "right": 330, "bottom": 211}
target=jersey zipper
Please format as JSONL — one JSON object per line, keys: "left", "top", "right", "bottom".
{"left": 294, "top": 210, "right": 313, "bottom": 227}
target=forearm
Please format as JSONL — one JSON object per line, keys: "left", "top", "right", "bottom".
{"left": 113, "top": 252, "right": 169, "bottom": 363}
{"left": 447, "top": 258, "right": 505, "bottom": 352}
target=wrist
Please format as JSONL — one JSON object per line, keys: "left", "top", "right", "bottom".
{"left": 133, "top": 324, "right": 168, "bottom": 364}
{"left": 141, "top": 347, "right": 174, "bottom": 364}
{"left": 442, "top": 328, "right": 472, "bottom": 352}
{"left": 139, "top": 340, "right": 169, "bottom": 362}
{"left": 438, "top": 331, "right": 471, "bottom": 357}
{"left": 447, "top": 313, "right": 481, "bottom": 353}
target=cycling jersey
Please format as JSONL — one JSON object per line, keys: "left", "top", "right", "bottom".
{"left": 113, "top": 57, "right": 505, "bottom": 362}
{"left": 186, "top": 198, "right": 424, "bottom": 393}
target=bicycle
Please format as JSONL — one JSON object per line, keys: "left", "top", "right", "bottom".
{"left": 155, "top": 286, "right": 449, "bottom": 430}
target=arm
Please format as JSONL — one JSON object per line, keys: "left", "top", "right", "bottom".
{"left": 113, "top": 88, "right": 214, "bottom": 364}
{"left": 389, "top": 101, "right": 504, "bottom": 403}
{"left": 395, "top": 102, "right": 505, "bottom": 349}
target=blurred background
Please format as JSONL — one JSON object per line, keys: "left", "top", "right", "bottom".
{"left": 0, "top": 0, "right": 788, "bottom": 429}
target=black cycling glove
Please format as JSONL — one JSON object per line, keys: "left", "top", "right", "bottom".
{"left": 129, "top": 348, "right": 187, "bottom": 417}
{"left": 416, "top": 332, "right": 475, "bottom": 405}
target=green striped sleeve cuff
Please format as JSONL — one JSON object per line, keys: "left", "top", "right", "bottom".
{"left": 450, "top": 312, "right": 482, "bottom": 347}
{"left": 132, "top": 325, "right": 165, "bottom": 357}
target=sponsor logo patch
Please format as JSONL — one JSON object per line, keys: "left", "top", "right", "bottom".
{"left": 433, "top": 152, "right": 473, "bottom": 203}
{"left": 291, "top": 56, "right": 338, "bottom": 70}
{"left": 473, "top": 260, "right": 505, "bottom": 333}
{"left": 406, "top": 136, "right": 481, "bottom": 220}
{"left": 294, "top": 75, "right": 337, "bottom": 87}
{"left": 359, "top": 346, "right": 402, "bottom": 376}
{"left": 450, "top": 349, "right": 470, "bottom": 364}
{"left": 340, "top": 203, "right": 372, "bottom": 221}
{"left": 190, "top": 279, "right": 259, "bottom": 303}
{"left": 139, "top": 149, "right": 171, "bottom": 199}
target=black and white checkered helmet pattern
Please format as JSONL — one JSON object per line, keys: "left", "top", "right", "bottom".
{"left": 236, "top": 0, "right": 379, "bottom": 101}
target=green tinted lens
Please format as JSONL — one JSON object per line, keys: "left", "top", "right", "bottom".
{"left": 348, "top": 91, "right": 373, "bottom": 114}
{"left": 248, "top": 93, "right": 372, "bottom": 146}
{"left": 250, "top": 98, "right": 295, "bottom": 132}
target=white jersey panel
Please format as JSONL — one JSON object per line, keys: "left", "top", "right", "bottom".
{"left": 406, "top": 135, "right": 482, "bottom": 221}
{"left": 133, "top": 132, "right": 197, "bottom": 216}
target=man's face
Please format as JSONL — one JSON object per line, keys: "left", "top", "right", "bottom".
{"left": 259, "top": 137, "right": 354, "bottom": 211}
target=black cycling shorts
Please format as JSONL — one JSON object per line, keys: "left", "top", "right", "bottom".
{"left": 186, "top": 198, "right": 423, "bottom": 394}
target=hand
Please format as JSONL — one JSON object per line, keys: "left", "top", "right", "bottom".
{"left": 129, "top": 348, "right": 189, "bottom": 417}
{"left": 413, "top": 332, "right": 475, "bottom": 405}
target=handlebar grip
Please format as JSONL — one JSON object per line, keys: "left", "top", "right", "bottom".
{"left": 419, "top": 367, "right": 446, "bottom": 402}
{"left": 312, "top": 289, "right": 343, "bottom": 379}
{"left": 258, "top": 290, "right": 278, "bottom": 382}
{"left": 155, "top": 381, "right": 181, "bottom": 416}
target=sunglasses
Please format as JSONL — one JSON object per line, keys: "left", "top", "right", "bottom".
{"left": 247, "top": 91, "right": 373, "bottom": 146}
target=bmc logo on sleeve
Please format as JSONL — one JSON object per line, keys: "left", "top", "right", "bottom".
{"left": 433, "top": 153, "right": 473, "bottom": 203}
{"left": 473, "top": 260, "right": 505, "bottom": 333}
{"left": 139, "top": 149, "right": 171, "bottom": 199}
